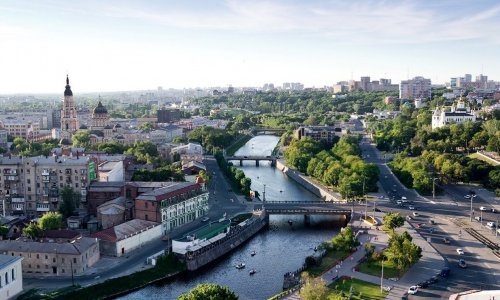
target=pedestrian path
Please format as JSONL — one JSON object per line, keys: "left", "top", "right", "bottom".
{"left": 282, "top": 217, "right": 445, "bottom": 300}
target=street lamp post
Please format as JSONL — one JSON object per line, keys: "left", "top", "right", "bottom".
{"left": 380, "top": 257, "right": 385, "bottom": 293}
{"left": 469, "top": 190, "right": 475, "bottom": 222}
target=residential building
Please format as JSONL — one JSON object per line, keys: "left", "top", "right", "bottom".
{"left": 384, "top": 96, "right": 399, "bottom": 105}
{"left": 0, "top": 236, "right": 99, "bottom": 276}
{"left": 400, "top": 76, "right": 431, "bottom": 99}
{"left": 96, "top": 196, "right": 133, "bottom": 229}
{"left": 157, "top": 109, "right": 181, "bottom": 123}
{"left": 91, "top": 219, "right": 162, "bottom": 257}
{"left": 432, "top": 98, "right": 476, "bottom": 129}
{"left": 0, "top": 254, "right": 23, "bottom": 300}
{"left": 0, "top": 129, "right": 7, "bottom": 149}
{"left": 134, "top": 181, "right": 209, "bottom": 234}
{"left": 0, "top": 155, "right": 95, "bottom": 218}
{"left": 294, "top": 126, "right": 345, "bottom": 144}
{"left": 0, "top": 119, "right": 40, "bottom": 140}
{"left": 98, "top": 161, "right": 124, "bottom": 182}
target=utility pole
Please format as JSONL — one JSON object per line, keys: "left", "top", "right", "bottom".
{"left": 496, "top": 216, "right": 498, "bottom": 237}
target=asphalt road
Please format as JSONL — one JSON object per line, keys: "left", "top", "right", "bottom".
{"left": 360, "top": 140, "right": 500, "bottom": 299}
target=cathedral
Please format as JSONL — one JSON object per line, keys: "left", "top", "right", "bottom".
{"left": 59, "top": 76, "right": 124, "bottom": 146}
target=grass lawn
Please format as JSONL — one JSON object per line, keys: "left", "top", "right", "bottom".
{"left": 469, "top": 152, "right": 500, "bottom": 166}
{"left": 306, "top": 250, "right": 350, "bottom": 277}
{"left": 328, "top": 277, "right": 388, "bottom": 300}
{"left": 356, "top": 258, "right": 401, "bottom": 279}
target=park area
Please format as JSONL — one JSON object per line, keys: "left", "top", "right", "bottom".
{"left": 327, "top": 277, "right": 388, "bottom": 300}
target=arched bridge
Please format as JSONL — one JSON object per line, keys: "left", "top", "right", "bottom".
{"left": 226, "top": 155, "right": 277, "bottom": 166}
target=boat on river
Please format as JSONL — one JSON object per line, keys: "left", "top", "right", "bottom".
{"left": 251, "top": 250, "right": 256, "bottom": 256}
{"left": 235, "top": 262, "right": 246, "bottom": 269}
{"left": 249, "top": 269, "right": 256, "bottom": 275}
{"left": 288, "top": 219, "right": 293, "bottom": 226}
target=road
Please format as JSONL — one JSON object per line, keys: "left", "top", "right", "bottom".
{"left": 360, "top": 138, "right": 500, "bottom": 299}
{"left": 24, "top": 156, "right": 251, "bottom": 291}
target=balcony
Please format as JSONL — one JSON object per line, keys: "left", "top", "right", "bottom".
{"left": 50, "top": 197, "right": 59, "bottom": 203}
{"left": 5, "top": 175, "right": 19, "bottom": 181}
{"left": 36, "top": 204, "right": 50, "bottom": 212}
{"left": 42, "top": 175, "right": 50, "bottom": 182}
{"left": 11, "top": 196, "right": 25, "bottom": 203}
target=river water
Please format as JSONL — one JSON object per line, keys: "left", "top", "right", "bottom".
{"left": 122, "top": 135, "right": 339, "bottom": 300}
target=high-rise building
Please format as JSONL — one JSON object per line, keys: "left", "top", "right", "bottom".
{"left": 400, "top": 76, "right": 431, "bottom": 99}
{"left": 60, "top": 75, "right": 79, "bottom": 144}
{"left": 157, "top": 109, "right": 181, "bottom": 123}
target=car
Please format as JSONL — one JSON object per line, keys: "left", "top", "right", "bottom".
{"left": 396, "top": 200, "right": 402, "bottom": 205}
{"left": 486, "top": 222, "right": 496, "bottom": 229}
{"left": 429, "top": 219, "right": 435, "bottom": 225}
{"left": 472, "top": 194, "right": 477, "bottom": 198}
{"left": 413, "top": 212, "right": 419, "bottom": 217}
{"left": 416, "top": 281, "right": 429, "bottom": 288}
{"left": 464, "top": 195, "right": 471, "bottom": 199}
{"left": 479, "top": 206, "right": 488, "bottom": 211}
{"left": 406, "top": 215, "right": 413, "bottom": 221}
{"left": 458, "top": 259, "right": 467, "bottom": 268}
{"left": 401, "top": 196, "right": 407, "bottom": 200}
{"left": 456, "top": 248, "right": 464, "bottom": 255}
{"left": 408, "top": 286, "right": 418, "bottom": 295}
{"left": 492, "top": 208, "right": 497, "bottom": 213}
{"left": 408, "top": 205, "right": 415, "bottom": 210}
{"left": 428, "top": 228, "right": 435, "bottom": 234}
{"left": 443, "top": 237, "right": 450, "bottom": 244}
{"left": 201, "top": 217, "right": 210, "bottom": 222}
{"left": 379, "top": 196, "right": 384, "bottom": 199}
{"left": 416, "top": 223, "right": 423, "bottom": 228}
{"left": 474, "top": 216, "right": 482, "bottom": 221}
{"left": 439, "top": 267, "right": 450, "bottom": 277}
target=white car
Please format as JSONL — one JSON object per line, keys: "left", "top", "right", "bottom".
{"left": 479, "top": 206, "right": 488, "bottom": 211}
{"left": 408, "top": 286, "right": 418, "bottom": 295}
{"left": 413, "top": 212, "right": 419, "bottom": 217}
{"left": 464, "top": 195, "right": 471, "bottom": 199}
{"left": 401, "top": 196, "right": 407, "bottom": 200}
{"left": 409, "top": 205, "right": 415, "bottom": 210}
{"left": 486, "top": 222, "right": 496, "bottom": 229}
{"left": 456, "top": 248, "right": 464, "bottom": 255}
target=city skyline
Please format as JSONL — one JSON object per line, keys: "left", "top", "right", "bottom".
{"left": 1, "top": 0, "right": 500, "bottom": 93}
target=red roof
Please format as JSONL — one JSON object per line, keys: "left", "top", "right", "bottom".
{"left": 195, "top": 176, "right": 205, "bottom": 184}
{"left": 91, "top": 227, "right": 118, "bottom": 242}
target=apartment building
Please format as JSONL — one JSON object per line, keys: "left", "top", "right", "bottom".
{"left": 0, "top": 155, "right": 95, "bottom": 218}
{"left": 0, "top": 119, "right": 40, "bottom": 140}
{"left": 399, "top": 76, "right": 431, "bottom": 99}
{"left": 135, "top": 181, "right": 209, "bottom": 234}
{"left": 294, "top": 126, "right": 345, "bottom": 145}
{"left": 0, "top": 255, "right": 23, "bottom": 300}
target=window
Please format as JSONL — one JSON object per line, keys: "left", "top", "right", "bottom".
{"left": 27, "top": 179, "right": 31, "bottom": 184}
{"left": 12, "top": 268, "right": 15, "bottom": 281}
{"left": 145, "top": 214, "right": 149, "bottom": 221}
{"left": 45, "top": 255, "right": 48, "bottom": 259}
{"left": 4, "top": 272, "right": 7, "bottom": 284}
{"left": 73, "top": 258, "right": 76, "bottom": 264}
{"left": 37, "top": 254, "right": 39, "bottom": 259}
{"left": 62, "top": 258, "right": 65, "bottom": 263}
{"left": 53, "top": 258, "right": 56, "bottom": 263}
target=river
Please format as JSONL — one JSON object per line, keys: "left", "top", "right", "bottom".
{"left": 121, "top": 135, "right": 340, "bottom": 300}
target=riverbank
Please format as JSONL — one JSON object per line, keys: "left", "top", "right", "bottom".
{"left": 275, "top": 159, "right": 341, "bottom": 202}
{"left": 225, "top": 134, "right": 253, "bottom": 156}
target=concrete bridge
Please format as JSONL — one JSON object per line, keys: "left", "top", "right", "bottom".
{"left": 257, "top": 201, "right": 353, "bottom": 225}
{"left": 251, "top": 127, "right": 287, "bottom": 135}
{"left": 226, "top": 155, "right": 277, "bottom": 166}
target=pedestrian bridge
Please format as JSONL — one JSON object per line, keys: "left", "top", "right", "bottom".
{"left": 226, "top": 155, "right": 277, "bottom": 166}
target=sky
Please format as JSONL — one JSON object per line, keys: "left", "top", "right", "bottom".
{"left": 1, "top": 0, "right": 500, "bottom": 94}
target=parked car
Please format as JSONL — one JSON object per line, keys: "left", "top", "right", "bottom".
{"left": 439, "top": 267, "right": 450, "bottom": 277}
{"left": 456, "top": 248, "right": 465, "bottom": 255}
{"left": 408, "top": 286, "right": 418, "bottom": 295}
{"left": 408, "top": 205, "right": 415, "bottom": 210}
{"left": 474, "top": 216, "right": 482, "bottom": 222}
{"left": 401, "top": 196, "right": 407, "bottom": 200}
{"left": 492, "top": 208, "right": 497, "bottom": 213}
{"left": 413, "top": 212, "right": 419, "bottom": 217}
{"left": 486, "top": 221, "right": 496, "bottom": 228}
{"left": 443, "top": 237, "right": 450, "bottom": 244}
{"left": 429, "top": 219, "right": 435, "bottom": 225}
{"left": 479, "top": 206, "right": 488, "bottom": 211}
{"left": 201, "top": 217, "right": 210, "bottom": 222}
{"left": 416, "top": 223, "right": 423, "bottom": 228}
{"left": 428, "top": 228, "right": 435, "bottom": 234}
{"left": 464, "top": 195, "right": 471, "bottom": 199}
{"left": 459, "top": 259, "right": 467, "bottom": 268}
{"left": 406, "top": 215, "right": 413, "bottom": 221}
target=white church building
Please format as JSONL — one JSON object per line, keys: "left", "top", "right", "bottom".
{"left": 432, "top": 98, "right": 476, "bottom": 130}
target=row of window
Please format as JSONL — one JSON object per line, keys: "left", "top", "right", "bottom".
{"left": 0, "top": 268, "right": 16, "bottom": 289}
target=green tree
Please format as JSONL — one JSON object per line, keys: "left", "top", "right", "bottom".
{"left": 22, "top": 223, "right": 42, "bottom": 239}
{"left": 299, "top": 272, "right": 328, "bottom": 300}
{"left": 383, "top": 213, "right": 405, "bottom": 233}
{"left": 59, "top": 187, "right": 80, "bottom": 218}
{"left": 98, "top": 142, "right": 126, "bottom": 154}
{"left": 38, "top": 212, "right": 64, "bottom": 230}
{"left": 364, "top": 242, "right": 375, "bottom": 258}
{"left": 139, "top": 122, "right": 153, "bottom": 131}
{"left": 385, "top": 231, "right": 422, "bottom": 275}
{"left": 71, "top": 130, "right": 91, "bottom": 148}
{"left": 0, "top": 225, "right": 9, "bottom": 239}
{"left": 177, "top": 283, "right": 238, "bottom": 300}
{"left": 330, "top": 226, "right": 358, "bottom": 252}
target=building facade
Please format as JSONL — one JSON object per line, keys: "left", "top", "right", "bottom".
{"left": 0, "top": 120, "right": 40, "bottom": 140}
{"left": 134, "top": 182, "right": 209, "bottom": 234}
{"left": 0, "top": 237, "right": 99, "bottom": 276}
{"left": 0, "top": 155, "right": 94, "bottom": 218}
{"left": 0, "top": 255, "right": 23, "bottom": 300}
{"left": 294, "top": 126, "right": 345, "bottom": 145}
{"left": 399, "top": 76, "right": 431, "bottom": 99}
{"left": 432, "top": 98, "right": 476, "bottom": 129}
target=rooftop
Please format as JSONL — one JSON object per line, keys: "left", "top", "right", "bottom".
{"left": 0, "top": 237, "right": 98, "bottom": 255}
{"left": 135, "top": 182, "right": 198, "bottom": 201}
{"left": 179, "top": 219, "right": 231, "bottom": 242}
{"left": 0, "top": 254, "right": 22, "bottom": 270}
{"left": 91, "top": 219, "right": 160, "bottom": 242}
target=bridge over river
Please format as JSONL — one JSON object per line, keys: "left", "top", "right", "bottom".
{"left": 256, "top": 201, "right": 353, "bottom": 225}
{"left": 226, "top": 155, "right": 278, "bottom": 166}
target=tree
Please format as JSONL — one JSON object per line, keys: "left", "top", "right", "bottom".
{"left": 0, "top": 225, "right": 9, "bottom": 239}
{"left": 22, "top": 223, "right": 41, "bottom": 239}
{"left": 330, "top": 226, "right": 358, "bottom": 252}
{"left": 382, "top": 213, "right": 405, "bottom": 233}
{"left": 98, "top": 142, "right": 126, "bottom": 154}
{"left": 71, "top": 130, "right": 91, "bottom": 148}
{"left": 59, "top": 187, "right": 80, "bottom": 218}
{"left": 38, "top": 212, "right": 64, "bottom": 230}
{"left": 385, "top": 231, "right": 422, "bottom": 275}
{"left": 364, "top": 242, "right": 375, "bottom": 258}
{"left": 299, "top": 272, "right": 328, "bottom": 300}
{"left": 177, "top": 283, "right": 238, "bottom": 300}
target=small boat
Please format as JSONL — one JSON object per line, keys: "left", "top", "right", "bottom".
{"left": 249, "top": 269, "right": 256, "bottom": 275}
{"left": 250, "top": 250, "right": 256, "bottom": 256}
{"left": 288, "top": 219, "right": 293, "bottom": 226}
{"left": 235, "top": 263, "right": 246, "bottom": 269}
{"left": 313, "top": 247, "right": 318, "bottom": 252}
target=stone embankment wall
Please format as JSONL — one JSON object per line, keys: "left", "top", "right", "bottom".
{"left": 185, "top": 213, "right": 268, "bottom": 271}
{"left": 276, "top": 160, "right": 340, "bottom": 202}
